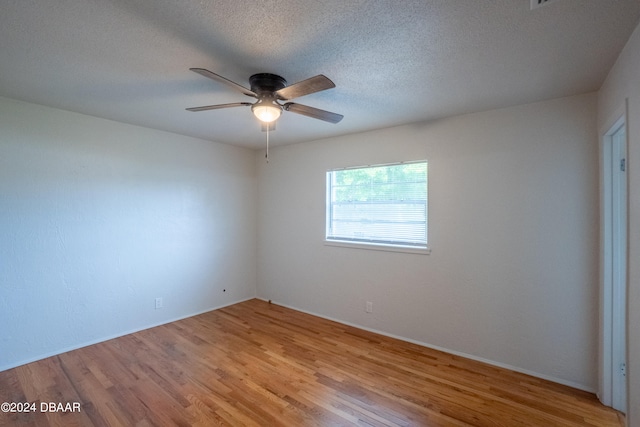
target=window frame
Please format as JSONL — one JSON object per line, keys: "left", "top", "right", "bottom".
{"left": 325, "top": 160, "right": 430, "bottom": 254}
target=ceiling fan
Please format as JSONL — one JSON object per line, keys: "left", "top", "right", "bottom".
{"left": 186, "top": 68, "right": 344, "bottom": 126}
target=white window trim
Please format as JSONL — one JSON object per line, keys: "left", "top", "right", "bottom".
{"left": 324, "top": 238, "right": 431, "bottom": 254}
{"left": 325, "top": 160, "right": 429, "bottom": 254}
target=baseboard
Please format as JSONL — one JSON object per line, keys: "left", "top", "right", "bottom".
{"left": 0, "top": 296, "right": 255, "bottom": 372}
{"left": 4, "top": 296, "right": 596, "bottom": 394}
{"left": 258, "top": 298, "right": 595, "bottom": 394}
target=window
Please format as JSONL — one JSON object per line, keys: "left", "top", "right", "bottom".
{"left": 326, "top": 161, "right": 428, "bottom": 251}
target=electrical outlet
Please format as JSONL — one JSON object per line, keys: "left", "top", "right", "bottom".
{"left": 366, "top": 301, "right": 373, "bottom": 313}
{"left": 155, "top": 297, "right": 163, "bottom": 309}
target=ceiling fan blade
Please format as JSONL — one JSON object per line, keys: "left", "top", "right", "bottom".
{"left": 283, "top": 102, "right": 343, "bottom": 124}
{"left": 190, "top": 68, "right": 258, "bottom": 98}
{"left": 275, "top": 75, "right": 335, "bottom": 100}
{"left": 186, "top": 102, "right": 252, "bottom": 112}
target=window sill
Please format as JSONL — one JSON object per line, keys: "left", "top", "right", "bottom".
{"left": 324, "top": 239, "right": 431, "bottom": 255}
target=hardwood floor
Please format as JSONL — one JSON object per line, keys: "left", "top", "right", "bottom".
{"left": 0, "top": 299, "right": 623, "bottom": 426}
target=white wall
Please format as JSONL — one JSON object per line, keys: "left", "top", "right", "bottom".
{"left": 598, "top": 21, "right": 640, "bottom": 426}
{"left": 0, "top": 97, "right": 257, "bottom": 370}
{"left": 257, "top": 93, "right": 599, "bottom": 391}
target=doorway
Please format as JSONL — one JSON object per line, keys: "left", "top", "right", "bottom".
{"left": 601, "top": 115, "right": 627, "bottom": 413}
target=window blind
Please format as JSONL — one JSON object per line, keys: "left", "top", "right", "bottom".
{"left": 326, "top": 161, "right": 428, "bottom": 248}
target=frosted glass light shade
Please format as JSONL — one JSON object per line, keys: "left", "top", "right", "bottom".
{"left": 252, "top": 104, "right": 282, "bottom": 123}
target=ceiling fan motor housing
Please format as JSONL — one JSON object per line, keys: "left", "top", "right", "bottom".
{"left": 249, "top": 73, "right": 287, "bottom": 95}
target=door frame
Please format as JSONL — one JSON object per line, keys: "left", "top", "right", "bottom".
{"left": 599, "top": 104, "right": 628, "bottom": 413}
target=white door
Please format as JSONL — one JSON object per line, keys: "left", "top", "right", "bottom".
{"left": 603, "top": 118, "right": 627, "bottom": 413}
{"left": 610, "top": 122, "right": 627, "bottom": 414}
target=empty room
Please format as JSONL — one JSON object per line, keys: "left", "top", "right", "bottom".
{"left": 1, "top": 1, "right": 639, "bottom": 426}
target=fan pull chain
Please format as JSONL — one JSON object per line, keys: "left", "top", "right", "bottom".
{"left": 265, "top": 125, "right": 270, "bottom": 163}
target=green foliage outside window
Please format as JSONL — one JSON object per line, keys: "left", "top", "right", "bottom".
{"left": 332, "top": 162, "right": 427, "bottom": 203}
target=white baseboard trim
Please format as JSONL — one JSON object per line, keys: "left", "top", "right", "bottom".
{"left": 258, "top": 298, "right": 595, "bottom": 394}
{"left": 0, "top": 297, "right": 255, "bottom": 373}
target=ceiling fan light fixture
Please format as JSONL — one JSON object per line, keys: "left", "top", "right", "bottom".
{"left": 187, "top": 69, "right": 342, "bottom": 125}
{"left": 252, "top": 103, "right": 282, "bottom": 123}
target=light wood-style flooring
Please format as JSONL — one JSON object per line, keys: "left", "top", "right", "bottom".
{"left": 0, "top": 299, "right": 624, "bottom": 426}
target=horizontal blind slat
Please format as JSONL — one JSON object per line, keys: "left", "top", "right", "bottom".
{"left": 327, "top": 161, "right": 428, "bottom": 247}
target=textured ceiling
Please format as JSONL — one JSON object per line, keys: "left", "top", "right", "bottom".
{"left": 0, "top": 0, "right": 638, "bottom": 149}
